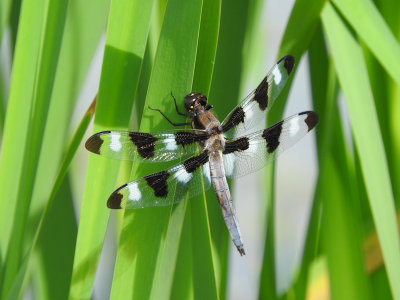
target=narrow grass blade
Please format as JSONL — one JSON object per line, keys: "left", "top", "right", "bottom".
{"left": 69, "top": 1, "right": 154, "bottom": 298}
{"left": 0, "top": 0, "right": 70, "bottom": 297}
{"left": 192, "top": 0, "right": 221, "bottom": 94}
{"left": 379, "top": 0, "right": 400, "bottom": 203}
{"left": 170, "top": 212, "right": 194, "bottom": 300}
{"left": 0, "top": 0, "right": 12, "bottom": 42}
{"left": 0, "top": 72, "right": 6, "bottom": 134}
{"left": 279, "top": 0, "right": 327, "bottom": 58}
{"left": 0, "top": 0, "right": 12, "bottom": 130}
{"left": 322, "top": 3, "right": 400, "bottom": 298}
{"left": 361, "top": 0, "right": 400, "bottom": 202}
{"left": 332, "top": 0, "right": 400, "bottom": 85}
{"left": 8, "top": 0, "right": 22, "bottom": 56}
{"left": 109, "top": 0, "right": 203, "bottom": 298}
{"left": 288, "top": 23, "right": 330, "bottom": 299}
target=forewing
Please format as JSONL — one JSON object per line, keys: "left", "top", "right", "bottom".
{"left": 107, "top": 151, "right": 212, "bottom": 209}
{"left": 85, "top": 129, "right": 209, "bottom": 163}
{"left": 222, "top": 111, "right": 319, "bottom": 178}
{"left": 221, "top": 55, "right": 295, "bottom": 138}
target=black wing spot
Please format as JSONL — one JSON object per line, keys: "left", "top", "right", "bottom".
{"left": 129, "top": 132, "right": 158, "bottom": 159}
{"left": 175, "top": 131, "right": 209, "bottom": 147}
{"left": 300, "top": 111, "right": 319, "bottom": 131}
{"left": 85, "top": 131, "right": 110, "bottom": 154}
{"left": 107, "top": 184, "right": 126, "bottom": 209}
{"left": 222, "top": 107, "right": 245, "bottom": 133}
{"left": 183, "top": 151, "right": 209, "bottom": 173}
{"left": 262, "top": 122, "right": 283, "bottom": 153}
{"left": 223, "top": 137, "right": 250, "bottom": 154}
{"left": 278, "top": 55, "right": 295, "bottom": 75}
{"left": 253, "top": 76, "right": 269, "bottom": 111}
{"left": 144, "top": 171, "right": 170, "bottom": 198}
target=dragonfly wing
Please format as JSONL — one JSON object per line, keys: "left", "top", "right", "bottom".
{"left": 107, "top": 151, "right": 212, "bottom": 209}
{"left": 221, "top": 55, "right": 295, "bottom": 138}
{"left": 85, "top": 129, "right": 209, "bottom": 163}
{"left": 222, "top": 111, "right": 319, "bottom": 178}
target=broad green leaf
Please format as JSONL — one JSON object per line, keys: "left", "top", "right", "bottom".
{"left": 333, "top": 0, "right": 400, "bottom": 85}
{"left": 4, "top": 97, "right": 97, "bottom": 299}
{"left": 321, "top": 156, "right": 371, "bottom": 300}
{"left": 28, "top": 0, "right": 110, "bottom": 298}
{"left": 0, "top": 0, "right": 46, "bottom": 260}
{"left": 0, "top": 0, "right": 70, "bottom": 297}
{"left": 149, "top": 200, "right": 188, "bottom": 300}
{"left": 32, "top": 98, "right": 96, "bottom": 300}
{"left": 69, "top": 1, "right": 154, "bottom": 298}
{"left": 170, "top": 212, "right": 194, "bottom": 300}
{"left": 109, "top": 0, "right": 203, "bottom": 299}
{"left": 322, "top": 3, "right": 400, "bottom": 298}
{"left": 35, "top": 176, "right": 77, "bottom": 300}
{"left": 279, "top": 0, "right": 328, "bottom": 59}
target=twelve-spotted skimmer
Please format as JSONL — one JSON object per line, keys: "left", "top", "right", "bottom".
{"left": 85, "top": 55, "right": 319, "bottom": 255}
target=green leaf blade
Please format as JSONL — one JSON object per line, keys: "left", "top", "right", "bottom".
{"left": 322, "top": 3, "right": 400, "bottom": 298}
{"left": 333, "top": 0, "right": 400, "bottom": 85}
{"left": 69, "top": 1, "right": 154, "bottom": 298}
{"left": 109, "top": 0, "right": 204, "bottom": 299}
{"left": 0, "top": 0, "right": 70, "bottom": 297}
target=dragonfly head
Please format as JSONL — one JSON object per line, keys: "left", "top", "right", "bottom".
{"left": 184, "top": 92, "right": 208, "bottom": 113}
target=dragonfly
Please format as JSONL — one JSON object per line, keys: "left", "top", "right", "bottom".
{"left": 85, "top": 55, "right": 319, "bottom": 255}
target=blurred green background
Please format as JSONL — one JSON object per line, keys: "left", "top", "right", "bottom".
{"left": 0, "top": 0, "right": 399, "bottom": 299}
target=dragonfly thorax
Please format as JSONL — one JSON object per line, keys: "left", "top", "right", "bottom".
{"left": 204, "top": 134, "right": 226, "bottom": 152}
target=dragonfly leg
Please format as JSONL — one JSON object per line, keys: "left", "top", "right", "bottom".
{"left": 148, "top": 106, "right": 191, "bottom": 127}
{"left": 170, "top": 92, "right": 187, "bottom": 116}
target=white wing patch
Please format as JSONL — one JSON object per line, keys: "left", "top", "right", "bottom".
{"left": 287, "top": 117, "right": 300, "bottom": 137}
{"left": 162, "top": 134, "right": 178, "bottom": 151}
{"left": 127, "top": 182, "right": 141, "bottom": 201}
{"left": 109, "top": 132, "right": 122, "bottom": 152}
{"left": 272, "top": 67, "right": 282, "bottom": 85}
{"left": 202, "top": 162, "right": 211, "bottom": 185}
{"left": 248, "top": 139, "right": 261, "bottom": 155}
{"left": 283, "top": 114, "right": 307, "bottom": 138}
{"left": 223, "top": 153, "right": 236, "bottom": 177}
{"left": 174, "top": 168, "right": 193, "bottom": 184}
{"left": 243, "top": 104, "right": 255, "bottom": 122}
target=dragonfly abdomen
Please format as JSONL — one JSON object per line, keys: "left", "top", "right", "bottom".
{"left": 209, "top": 151, "right": 245, "bottom": 255}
